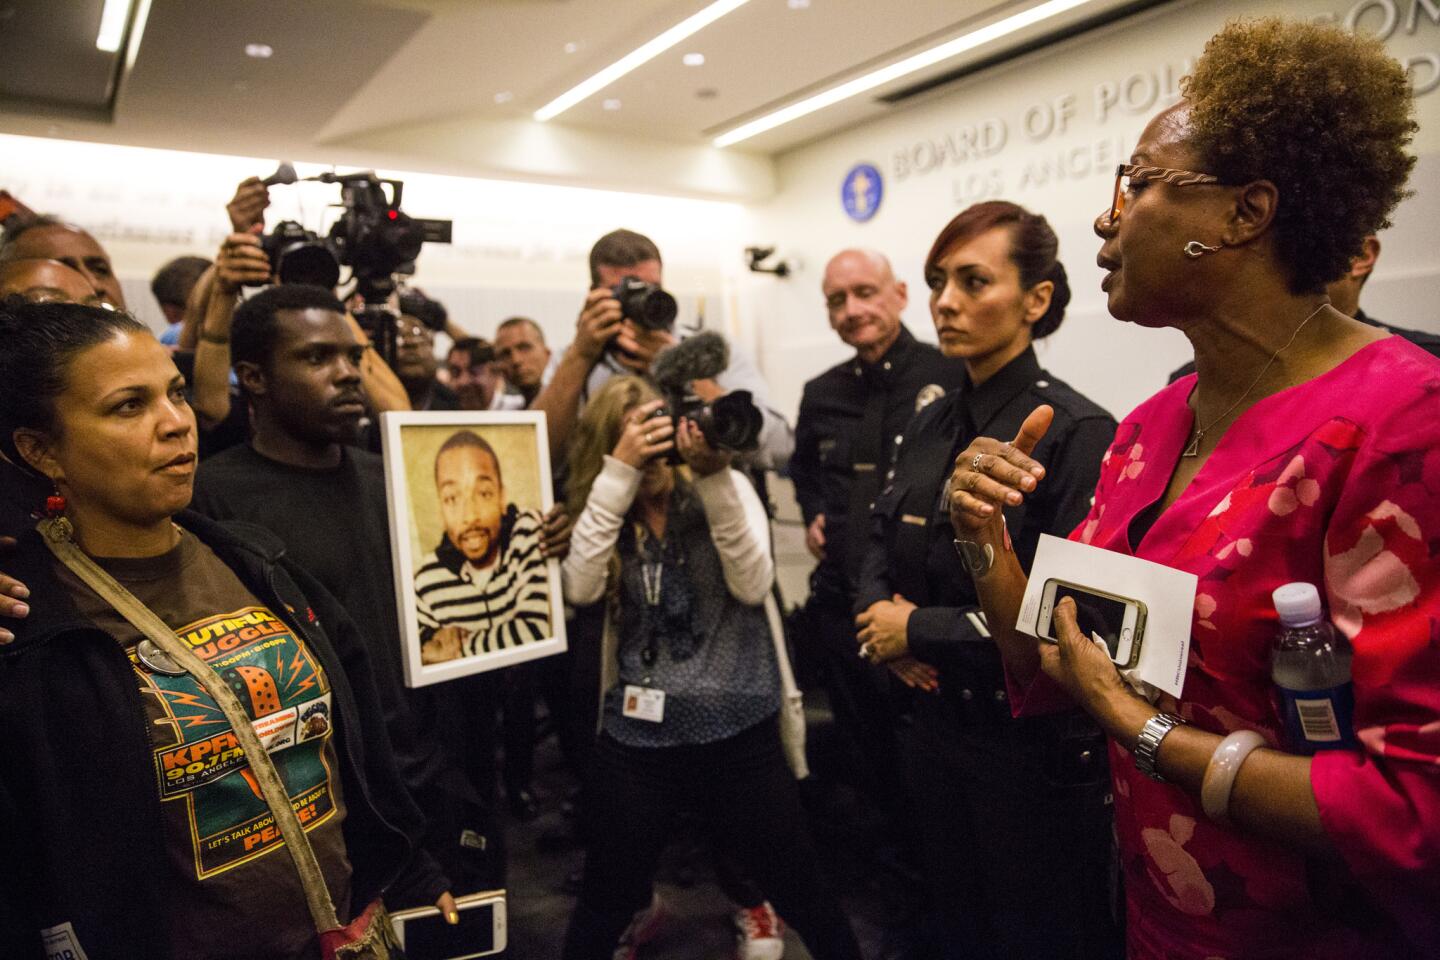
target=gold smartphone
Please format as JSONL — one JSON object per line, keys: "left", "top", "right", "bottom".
{"left": 1037, "top": 578, "right": 1146, "bottom": 668}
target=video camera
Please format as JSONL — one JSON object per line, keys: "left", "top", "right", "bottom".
{"left": 257, "top": 164, "right": 453, "bottom": 363}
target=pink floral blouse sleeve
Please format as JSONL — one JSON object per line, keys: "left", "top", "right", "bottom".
{"left": 1312, "top": 394, "right": 1440, "bottom": 948}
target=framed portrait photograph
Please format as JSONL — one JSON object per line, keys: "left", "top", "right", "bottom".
{"left": 380, "top": 410, "right": 566, "bottom": 687}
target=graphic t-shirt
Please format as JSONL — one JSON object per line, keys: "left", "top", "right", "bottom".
{"left": 55, "top": 530, "right": 353, "bottom": 959}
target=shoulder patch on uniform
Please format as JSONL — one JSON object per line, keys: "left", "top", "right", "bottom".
{"left": 914, "top": 383, "right": 946, "bottom": 413}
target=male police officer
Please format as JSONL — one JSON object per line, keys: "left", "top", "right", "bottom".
{"left": 790, "top": 248, "right": 965, "bottom": 832}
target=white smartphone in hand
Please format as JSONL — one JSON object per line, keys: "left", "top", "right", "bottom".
{"left": 389, "top": 890, "right": 507, "bottom": 959}
{"left": 1037, "top": 578, "right": 1145, "bottom": 668}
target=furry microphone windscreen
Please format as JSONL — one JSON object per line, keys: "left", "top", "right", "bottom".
{"left": 650, "top": 330, "right": 730, "bottom": 393}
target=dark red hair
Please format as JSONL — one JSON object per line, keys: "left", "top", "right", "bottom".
{"left": 924, "top": 200, "right": 1071, "bottom": 339}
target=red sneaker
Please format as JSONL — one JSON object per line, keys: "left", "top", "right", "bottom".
{"left": 613, "top": 892, "right": 675, "bottom": 960}
{"left": 733, "top": 901, "right": 785, "bottom": 960}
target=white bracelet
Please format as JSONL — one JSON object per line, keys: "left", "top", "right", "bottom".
{"left": 1200, "top": 730, "right": 1266, "bottom": 825}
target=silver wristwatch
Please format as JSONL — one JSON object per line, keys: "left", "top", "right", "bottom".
{"left": 1134, "top": 713, "right": 1186, "bottom": 782}
{"left": 953, "top": 539, "right": 994, "bottom": 577}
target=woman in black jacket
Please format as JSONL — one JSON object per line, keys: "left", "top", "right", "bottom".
{"left": 0, "top": 299, "right": 434, "bottom": 960}
{"left": 854, "top": 201, "right": 1120, "bottom": 959}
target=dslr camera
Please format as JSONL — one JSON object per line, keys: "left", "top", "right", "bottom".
{"left": 648, "top": 331, "right": 763, "bottom": 462}
{"left": 652, "top": 389, "right": 763, "bottom": 464}
{"left": 611, "top": 276, "right": 677, "bottom": 332}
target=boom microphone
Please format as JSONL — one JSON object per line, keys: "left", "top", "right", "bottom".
{"left": 262, "top": 161, "right": 298, "bottom": 187}
{"left": 651, "top": 330, "right": 730, "bottom": 393}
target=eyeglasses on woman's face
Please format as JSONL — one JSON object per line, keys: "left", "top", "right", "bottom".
{"left": 1103, "top": 163, "right": 1223, "bottom": 227}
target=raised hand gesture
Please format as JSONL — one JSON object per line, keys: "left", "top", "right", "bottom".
{"left": 948, "top": 405, "right": 1052, "bottom": 540}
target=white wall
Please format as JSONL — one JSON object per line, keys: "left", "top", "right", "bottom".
{"left": 3, "top": 0, "right": 1437, "bottom": 428}
{"left": 0, "top": 135, "right": 748, "bottom": 349}
{"left": 745, "top": 0, "right": 1440, "bottom": 424}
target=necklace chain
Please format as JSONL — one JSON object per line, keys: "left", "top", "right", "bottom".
{"left": 1184, "top": 300, "right": 1330, "bottom": 458}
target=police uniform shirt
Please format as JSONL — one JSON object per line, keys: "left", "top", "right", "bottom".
{"left": 790, "top": 327, "right": 965, "bottom": 589}
{"left": 854, "top": 346, "right": 1116, "bottom": 711}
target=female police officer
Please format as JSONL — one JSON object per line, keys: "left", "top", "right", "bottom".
{"left": 854, "top": 200, "right": 1119, "bottom": 959}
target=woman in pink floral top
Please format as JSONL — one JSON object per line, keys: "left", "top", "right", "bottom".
{"left": 945, "top": 18, "right": 1438, "bottom": 960}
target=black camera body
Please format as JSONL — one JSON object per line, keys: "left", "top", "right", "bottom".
{"left": 258, "top": 172, "right": 452, "bottom": 295}
{"left": 261, "top": 220, "right": 340, "bottom": 289}
{"left": 650, "top": 388, "right": 763, "bottom": 464}
{"left": 644, "top": 330, "right": 764, "bottom": 462}
{"left": 256, "top": 169, "right": 452, "bottom": 364}
{"left": 611, "top": 277, "right": 677, "bottom": 332}
{"left": 324, "top": 171, "right": 452, "bottom": 303}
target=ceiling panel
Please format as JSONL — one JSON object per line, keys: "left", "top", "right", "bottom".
{"left": 315, "top": 0, "right": 693, "bottom": 143}
{"left": 0, "top": 0, "right": 1167, "bottom": 198}
{"left": 558, "top": 0, "right": 1002, "bottom": 140}
{"left": 115, "top": 0, "right": 428, "bottom": 151}
{"left": 0, "top": 0, "right": 121, "bottom": 113}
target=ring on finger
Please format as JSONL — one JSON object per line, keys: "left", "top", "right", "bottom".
{"left": 971, "top": 453, "right": 984, "bottom": 472}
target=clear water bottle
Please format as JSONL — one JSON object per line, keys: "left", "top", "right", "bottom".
{"left": 1271, "top": 583, "right": 1356, "bottom": 753}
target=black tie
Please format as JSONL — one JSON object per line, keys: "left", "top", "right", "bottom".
{"left": 844, "top": 368, "right": 889, "bottom": 587}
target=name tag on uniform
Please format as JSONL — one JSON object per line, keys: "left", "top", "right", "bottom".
{"left": 901, "top": 514, "right": 928, "bottom": 526}
{"left": 622, "top": 685, "right": 666, "bottom": 723}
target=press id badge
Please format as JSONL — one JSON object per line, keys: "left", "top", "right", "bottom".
{"left": 622, "top": 685, "right": 666, "bottom": 723}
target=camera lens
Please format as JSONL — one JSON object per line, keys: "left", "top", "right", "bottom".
{"left": 277, "top": 242, "right": 341, "bottom": 289}
{"left": 635, "top": 287, "right": 677, "bottom": 331}
{"left": 697, "top": 391, "right": 763, "bottom": 452}
{"left": 613, "top": 278, "right": 678, "bottom": 332}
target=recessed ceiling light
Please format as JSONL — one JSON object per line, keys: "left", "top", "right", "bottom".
{"left": 563, "top": 41, "right": 579, "bottom": 54}
{"left": 494, "top": 91, "right": 514, "bottom": 104}
{"left": 787, "top": 0, "right": 810, "bottom": 9}
{"left": 244, "top": 42, "right": 273, "bottom": 59}
{"left": 535, "top": 0, "right": 752, "bottom": 122}
{"left": 716, "top": 0, "right": 1097, "bottom": 147}
{"left": 95, "top": 0, "right": 135, "bottom": 52}
{"left": 683, "top": 52, "right": 706, "bottom": 66}
{"left": 602, "top": 98, "right": 622, "bottom": 111}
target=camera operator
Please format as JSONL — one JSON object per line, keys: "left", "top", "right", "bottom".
{"left": 394, "top": 291, "right": 460, "bottom": 412}
{"left": 185, "top": 227, "right": 271, "bottom": 431}
{"left": 184, "top": 176, "right": 412, "bottom": 421}
{"left": 532, "top": 229, "right": 793, "bottom": 469}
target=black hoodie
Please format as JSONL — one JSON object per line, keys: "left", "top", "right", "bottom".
{"left": 0, "top": 511, "right": 426, "bottom": 959}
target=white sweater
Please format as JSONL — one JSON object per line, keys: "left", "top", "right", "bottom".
{"left": 561, "top": 456, "right": 774, "bottom": 609}
{"left": 562, "top": 456, "right": 776, "bottom": 710}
